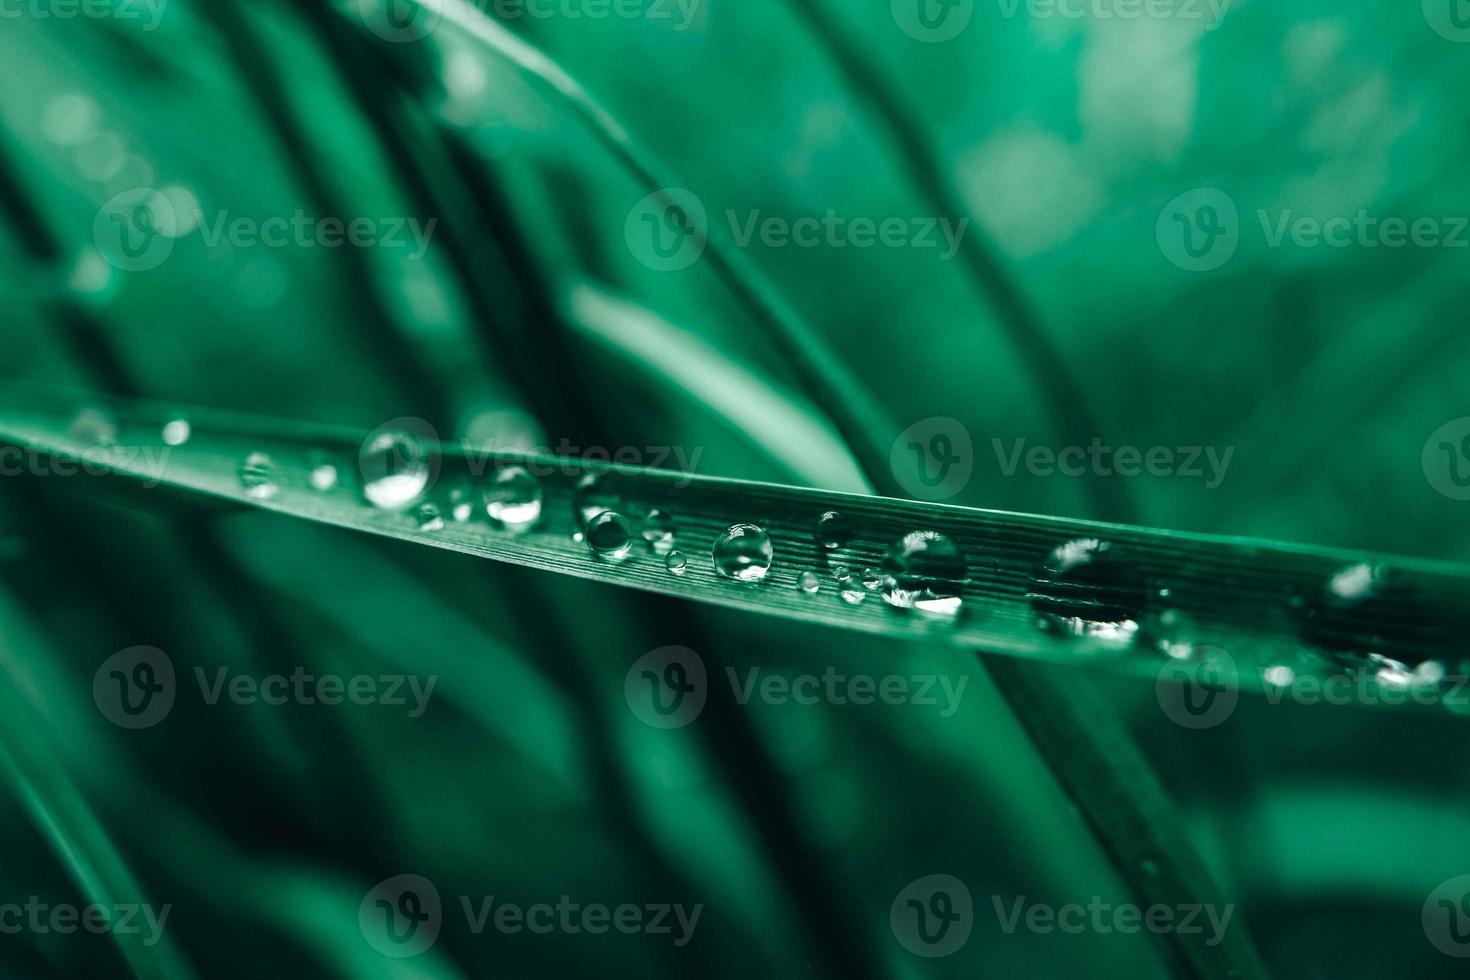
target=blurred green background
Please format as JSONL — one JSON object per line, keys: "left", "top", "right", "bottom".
{"left": 1, "top": 0, "right": 1468, "bottom": 976}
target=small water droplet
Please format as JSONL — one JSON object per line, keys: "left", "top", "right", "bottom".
{"left": 572, "top": 472, "right": 621, "bottom": 528}
{"left": 1029, "top": 538, "right": 1144, "bottom": 642}
{"left": 880, "top": 531, "right": 966, "bottom": 616}
{"left": 484, "top": 465, "right": 542, "bottom": 531}
{"left": 861, "top": 568, "right": 881, "bottom": 591}
{"left": 70, "top": 408, "right": 116, "bottom": 447}
{"left": 797, "top": 570, "right": 821, "bottom": 594}
{"left": 416, "top": 503, "right": 445, "bottom": 532}
{"left": 447, "top": 484, "right": 475, "bottom": 521}
{"left": 309, "top": 462, "right": 338, "bottom": 491}
{"left": 814, "top": 510, "right": 851, "bottom": 550}
{"left": 585, "top": 511, "right": 634, "bottom": 560}
{"left": 641, "top": 509, "right": 677, "bottom": 555}
{"left": 161, "top": 419, "right": 191, "bottom": 446}
{"left": 239, "top": 452, "right": 278, "bottom": 499}
{"left": 713, "top": 523, "right": 774, "bottom": 583}
{"left": 840, "top": 587, "right": 866, "bottom": 605}
{"left": 361, "top": 431, "right": 431, "bottom": 509}
{"left": 1263, "top": 664, "right": 1296, "bottom": 687}
{"left": 832, "top": 566, "right": 852, "bottom": 583}
{"left": 665, "top": 551, "right": 688, "bottom": 575}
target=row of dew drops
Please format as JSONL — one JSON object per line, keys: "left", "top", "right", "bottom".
{"left": 229, "top": 428, "right": 975, "bottom": 617}
{"left": 98, "top": 413, "right": 1452, "bottom": 692}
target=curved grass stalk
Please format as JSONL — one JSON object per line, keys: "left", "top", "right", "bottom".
{"left": 4, "top": 384, "right": 1467, "bottom": 698}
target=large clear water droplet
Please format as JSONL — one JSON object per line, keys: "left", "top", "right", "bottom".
{"left": 1030, "top": 538, "right": 1144, "bottom": 642}
{"left": 239, "top": 452, "right": 278, "bottom": 499}
{"left": 814, "top": 510, "right": 851, "bottom": 550}
{"left": 484, "top": 465, "right": 542, "bottom": 530}
{"left": 880, "top": 530, "right": 966, "bottom": 616}
{"left": 713, "top": 524, "right": 773, "bottom": 582}
{"left": 665, "top": 551, "right": 688, "bottom": 576}
{"left": 361, "top": 431, "right": 431, "bottom": 509}
{"left": 585, "top": 511, "right": 634, "bottom": 560}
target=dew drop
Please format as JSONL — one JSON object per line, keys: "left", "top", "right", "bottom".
{"left": 585, "top": 511, "right": 634, "bottom": 560}
{"left": 880, "top": 531, "right": 966, "bottom": 616}
{"left": 840, "top": 586, "right": 866, "bottom": 605}
{"left": 239, "top": 452, "right": 278, "bottom": 499}
{"left": 161, "top": 419, "right": 191, "bottom": 446}
{"left": 641, "top": 509, "right": 677, "bottom": 555}
{"left": 832, "top": 566, "right": 852, "bottom": 584}
{"left": 713, "top": 523, "right": 774, "bottom": 583}
{"left": 416, "top": 503, "right": 445, "bottom": 532}
{"left": 448, "top": 484, "right": 475, "bottom": 521}
{"left": 797, "top": 570, "right": 821, "bottom": 594}
{"left": 861, "top": 568, "right": 881, "bottom": 591}
{"left": 814, "top": 510, "right": 851, "bottom": 550}
{"left": 70, "top": 408, "right": 116, "bottom": 447}
{"left": 310, "top": 463, "right": 338, "bottom": 491}
{"left": 361, "top": 431, "right": 431, "bottom": 509}
{"left": 1029, "top": 538, "right": 1144, "bottom": 641}
{"left": 484, "top": 465, "right": 542, "bottom": 531}
{"left": 666, "top": 551, "right": 688, "bottom": 576}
